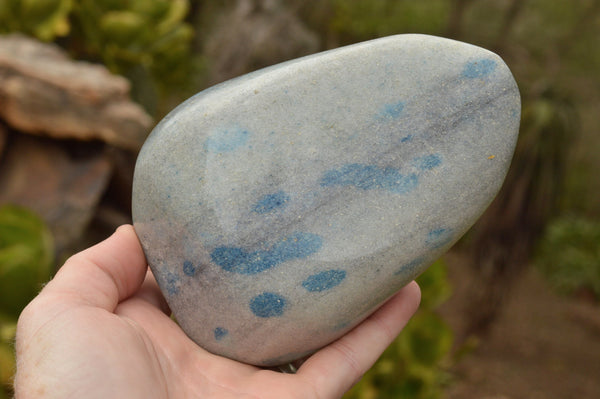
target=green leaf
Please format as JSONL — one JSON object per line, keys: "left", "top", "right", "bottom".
{"left": 536, "top": 216, "right": 600, "bottom": 298}
{"left": 72, "top": 0, "right": 195, "bottom": 93}
{"left": 129, "top": 0, "right": 171, "bottom": 20}
{"left": 21, "top": 0, "right": 62, "bottom": 23}
{"left": 416, "top": 258, "right": 452, "bottom": 309}
{"left": 0, "top": 205, "right": 54, "bottom": 318}
{"left": 0, "top": 314, "right": 16, "bottom": 389}
{"left": 156, "top": 0, "right": 190, "bottom": 35}
{"left": 400, "top": 312, "right": 454, "bottom": 367}
{"left": 19, "top": 0, "right": 72, "bottom": 40}
{"left": 331, "top": 0, "right": 449, "bottom": 40}
{"left": 100, "top": 10, "right": 147, "bottom": 47}
{"left": 0, "top": 341, "right": 15, "bottom": 390}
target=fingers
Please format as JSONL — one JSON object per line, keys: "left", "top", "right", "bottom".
{"left": 42, "top": 224, "right": 148, "bottom": 312}
{"left": 297, "top": 281, "right": 421, "bottom": 398}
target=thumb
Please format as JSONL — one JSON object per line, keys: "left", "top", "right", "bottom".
{"left": 42, "top": 224, "right": 148, "bottom": 311}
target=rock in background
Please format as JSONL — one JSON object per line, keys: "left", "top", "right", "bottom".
{"left": 0, "top": 124, "right": 6, "bottom": 156}
{"left": 203, "top": 0, "right": 320, "bottom": 84}
{"left": 0, "top": 34, "right": 153, "bottom": 260}
{"left": 0, "top": 34, "right": 152, "bottom": 150}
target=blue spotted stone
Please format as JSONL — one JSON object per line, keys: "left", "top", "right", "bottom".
{"left": 182, "top": 260, "right": 196, "bottom": 276}
{"left": 204, "top": 127, "right": 250, "bottom": 153}
{"left": 211, "top": 232, "right": 322, "bottom": 275}
{"left": 302, "top": 270, "right": 347, "bottom": 292}
{"left": 253, "top": 191, "right": 290, "bottom": 213}
{"left": 132, "top": 34, "right": 520, "bottom": 367}
{"left": 321, "top": 163, "right": 418, "bottom": 194}
{"left": 380, "top": 101, "right": 405, "bottom": 119}
{"left": 463, "top": 59, "right": 497, "bottom": 78}
{"left": 249, "top": 292, "right": 287, "bottom": 318}
{"left": 214, "top": 327, "right": 228, "bottom": 340}
{"left": 414, "top": 154, "right": 443, "bottom": 171}
{"left": 426, "top": 228, "right": 454, "bottom": 249}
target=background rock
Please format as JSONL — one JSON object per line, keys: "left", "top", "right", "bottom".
{"left": 0, "top": 34, "right": 152, "bottom": 151}
{"left": 0, "top": 135, "right": 112, "bottom": 256}
{"left": 0, "top": 124, "right": 6, "bottom": 158}
{"left": 204, "top": 0, "right": 320, "bottom": 84}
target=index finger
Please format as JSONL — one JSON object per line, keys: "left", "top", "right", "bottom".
{"left": 296, "top": 281, "right": 421, "bottom": 398}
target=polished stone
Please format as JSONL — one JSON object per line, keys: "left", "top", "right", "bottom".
{"left": 132, "top": 34, "right": 521, "bottom": 366}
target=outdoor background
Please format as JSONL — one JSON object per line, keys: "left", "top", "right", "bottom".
{"left": 1, "top": 0, "right": 599, "bottom": 398}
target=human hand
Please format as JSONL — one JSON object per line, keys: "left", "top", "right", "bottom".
{"left": 14, "top": 225, "right": 420, "bottom": 399}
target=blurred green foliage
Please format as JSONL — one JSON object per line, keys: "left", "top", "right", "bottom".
{"left": 0, "top": 0, "right": 197, "bottom": 114}
{"left": 536, "top": 216, "right": 600, "bottom": 300}
{"left": 344, "top": 259, "right": 453, "bottom": 399}
{"left": 0, "top": 0, "right": 72, "bottom": 41}
{"left": 72, "top": 0, "right": 194, "bottom": 87}
{"left": 0, "top": 315, "right": 16, "bottom": 399}
{"left": 0, "top": 205, "right": 54, "bottom": 318}
{"left": 330, "top": 0, "right": 449, "bottom": 40}
{"left": 0, "top": 205, "right": 54, "bottom": 397}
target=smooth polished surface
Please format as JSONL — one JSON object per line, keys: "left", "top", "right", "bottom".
{"left": 132, "top": 34, "right": 521, "bottom": 366}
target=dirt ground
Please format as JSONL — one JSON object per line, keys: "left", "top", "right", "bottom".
{"left": 438, "top": 253, "right": 600, "bottom": 399}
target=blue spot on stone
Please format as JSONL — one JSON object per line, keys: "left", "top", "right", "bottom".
{"left": 394, "top": 257, "right": 425, "bottom": 276}
{"left": 214, "top": 327, "right": 228, "bottom": 340}
{"left": 205, "top": 127, "right": 250, "bottom": 153}
{"left": 253, "top": 190, "right": 290, "bottom": 213}
{"left": 183, "top": 260, "right": 196, "bottom": 276}
{"left": 463, "top": 59, "right": 497, "bottom": 78}
{"left": 414, "top": 154, "right": 442, "bottom": 171}
{"left": 250, "top": 292, "right": 287, "bottom": 318}
{"left": 333, "top": 320, "right": 351, "bottom": 331}
{"left": 302, "top": 269, "right": 347, "bottom": 292}
{"left": 211, "top": 232, "right": 323, "bottom": 274}
{"left": 320, "top": 163, "right": 418, "bottom": 194}
{"left": 426, "top": 228, "right": 454, "bottom": 249}
{"left": 380, "top": 101, "right": 405, "bottom": 118}
{"left": 400, "top": 134, "right": 413, "bottom": 143}
{"left": 164, "top": 271, "right": 180, "bottom": 295}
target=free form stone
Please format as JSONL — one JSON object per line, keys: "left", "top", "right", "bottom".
{"left": 132, "top": 34, "right": 521, "bottom": 366}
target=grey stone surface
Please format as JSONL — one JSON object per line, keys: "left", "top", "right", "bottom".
{"left": 132, "top": 34, "right": 521, "bottom": 366}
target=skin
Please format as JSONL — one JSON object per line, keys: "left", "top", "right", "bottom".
{"left": 14, "top": 225, "right": 420, "bottom": 399}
